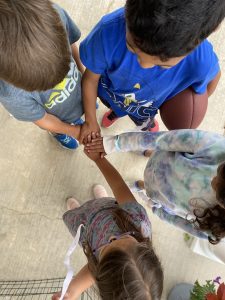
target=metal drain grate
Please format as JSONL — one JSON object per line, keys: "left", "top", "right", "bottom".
{"left": 0, "top": 278, "right": 100, "bottom": 300}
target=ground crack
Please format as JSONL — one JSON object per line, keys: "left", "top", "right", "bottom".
{"left": 0, "top": 205, "right": 62, "bottom": 221}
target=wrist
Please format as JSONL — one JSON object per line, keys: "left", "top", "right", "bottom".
{"left": 95, "top": 157, "right": 106, "bottom": 165}
{"left": 69, "top": 124, "right": 81, "bottom": 139}
{"left": 85, "top": 117, "right": 97, "bottom": 125}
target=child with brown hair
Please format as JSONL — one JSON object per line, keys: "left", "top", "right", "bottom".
{"left": 52, "top": 151, "right": 163, "bottom": 300}
{"left": 0, "top": 0, "right": 84, "bottom": 150}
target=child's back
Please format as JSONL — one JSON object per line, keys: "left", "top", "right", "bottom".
{"left": 53, "top": 153, "right": 163, "bottom": 300}
{"left": 0, "top": 1, "right": 84, "bottom": 149}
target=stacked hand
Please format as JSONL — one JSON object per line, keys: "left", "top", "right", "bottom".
{"left": 83, "top": 132, "right": 106, "bottom": 161}
{"left": 79, "top": 121, "right": 100, "bottom": 144}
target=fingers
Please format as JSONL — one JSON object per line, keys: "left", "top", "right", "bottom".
{"left": 100, "top": 152, "right": 106, "bottom": 158}
{"left": 85, "top": 137, "right": 103, "bottom": 146}
{"left": 85, "top": 147, "right": 104, "bottom": 152}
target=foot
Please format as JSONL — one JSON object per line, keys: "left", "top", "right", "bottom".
{"left": 148, "top": 119, "right": 159, "bottom": 132}
{"left": 66, "top": 197, "right": 80, "bottom": 210}
{"left": 101, "top": 110, "right": 119, "bottom": 128}
{"left": 52, "top": 133, "right": 79, "bottom": 150}
{"left": 93, "top": 184, "right": 108, "bottom": 198}
{"left": 128, "top": 180, "right": 145, "bottom": 192}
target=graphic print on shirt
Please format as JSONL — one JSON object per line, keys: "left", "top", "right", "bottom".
{"left": 100, "top": 78, "right": 158, "bottom": 119}
{"left": 45, "top": 62, "right": 79, "bottom": 110}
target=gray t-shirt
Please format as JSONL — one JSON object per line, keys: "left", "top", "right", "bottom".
{"left": 0, "top": 4, "right": 83, "bottom": 123}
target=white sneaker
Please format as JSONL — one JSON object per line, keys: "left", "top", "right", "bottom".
{"left": 93, "top": 184, "right": 108, "bottom": 198}
{"left": 66, "top": 197, "right": 80, "bottom": 210}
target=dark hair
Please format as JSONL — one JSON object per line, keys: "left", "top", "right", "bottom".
{"left": 0, "top": 0, "right": 71, "bottom": 91}
{"left": 194, "top": 162, "right": 225, "bottom": 244}
{"left": 125, "top": 0, "right": 225, "bottom": 60}
{"left": 83, "top": 208, "right": 163, "bottom": 300}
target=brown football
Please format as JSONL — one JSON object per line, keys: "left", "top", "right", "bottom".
{"left": 160, "top": 88, "right": 208, "bottom": 130}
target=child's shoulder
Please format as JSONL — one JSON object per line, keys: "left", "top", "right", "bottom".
{"left": 94, "top": 7, "right": 126, "bottom": 39}
{"left": 0, "top": 80, "right": 31, "bottom": 99}
{"left": 187, "top": 39, "right": 218, "bottom": 73}
{"left": 100, "top": 7, "right": 125, "bottom": 27}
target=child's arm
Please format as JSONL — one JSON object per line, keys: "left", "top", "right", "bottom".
{"left": 152, "top": 206, "right": 208, "bottom": 239}
{"left": 84, "top": 146, "right": 136, "bottom": 204}
{"left": 52, "top": 264, "right": 94, "bottom": 300}
{"left": 71, "top": 43, "right": 85, "bottom": 74}
{"left": 84, "top": 131, "right": 165, "bottom": 155}
{"left": 85, "top": 129, "right": 223, "bottom": 156}
{"left": 79, "top": 69, "right": 101, "bottom": 143}
{"left": 34, "top": 113, "right": 81, "bottom": 139}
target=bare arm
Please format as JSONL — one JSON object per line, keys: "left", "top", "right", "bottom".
{"left": 79, "top": 69, "right": 101, "bottom": 143}
{"left": 34, "top": 113, "right": 81, "bottom": 139}
{"left": 71, "top": 43, "right": 85, "bottom": 74}
{"left": 52, "top": 264, "right": 94, "bottom": 300}
{"left": 84, "top": 142, "right": 136, "bottom": 204}
{"left": 95, "top": 157, "right": 136, "bottom": 204}
{"left": 207, "top": 70, "right": 221, "bottom": 97}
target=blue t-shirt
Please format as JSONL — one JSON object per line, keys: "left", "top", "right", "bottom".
{"left": 80, "top": 8, "right": 220, "bottom": 119}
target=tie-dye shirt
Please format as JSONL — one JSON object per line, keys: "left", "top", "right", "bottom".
{"left": 103, "top": 130, "right": 225, "bottom": 239}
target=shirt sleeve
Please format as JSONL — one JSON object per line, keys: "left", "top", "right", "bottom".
{"left": 80, "top": 20, "right": 107, "bottom": 74}
{"left": 53, "top": 4, "right": 81, "bottom": 45}
{"left": 191, "top": 40, "right": 220, "bottom": 94}
{"left": 103, "top": 131, "right": 166, "bottom": 154}
{"left": 155, "top": 129, "right": 224, "bottom": 155}
{"left": 0, "top": 95, "right": 46, "bottom": 122}
{"left": 152, "top": 206, "right": 208, "bottom": 239}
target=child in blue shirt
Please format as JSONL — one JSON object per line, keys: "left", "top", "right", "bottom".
{"left": 79, "top": 0, "right": 224, "bottom": 141}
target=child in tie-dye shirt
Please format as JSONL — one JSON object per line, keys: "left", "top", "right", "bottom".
{"left": 85, "top": 129, "right": 225, "bottom": 244}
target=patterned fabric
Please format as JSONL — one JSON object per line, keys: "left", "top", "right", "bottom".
{"left": 103, "top": 129, "right": 225, "bottom": 239}
{"left": 63, "top": 198, "right": 151, "bottom": 259}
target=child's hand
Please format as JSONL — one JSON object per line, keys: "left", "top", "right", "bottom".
{"left": 79, "top": 121, "right": 100, "bottom": 144}
{"left": 84, "top": 148, "right": 102, "bottom": 162}
{"left": 84, "top": 135, "right": 102, "bottom": 161}
{"left": 84, "top": 132, "right": 106, "bottom": 158}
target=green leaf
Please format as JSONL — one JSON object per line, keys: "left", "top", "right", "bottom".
{"left": 190, "top": 280, "right": 216, "bottom": 300}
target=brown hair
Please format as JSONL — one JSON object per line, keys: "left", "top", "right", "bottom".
{"left": 194, "top": 162, "right": 225, "bottom": 244}
{"left": 83, "top": 208, "right": 163, "bottom": 300}
{"left": 0, "top": 0, "right": 71, "bottom": 91}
